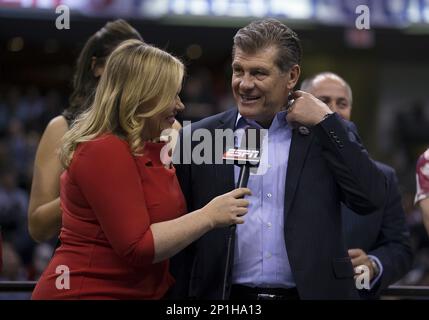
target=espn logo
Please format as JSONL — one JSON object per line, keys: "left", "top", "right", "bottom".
{"left": 223, "top": 148, "right": 260, "bottom": 164}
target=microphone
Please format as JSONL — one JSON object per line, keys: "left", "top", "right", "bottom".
{"left": 223, "top": 147, "right": 260, "bottom": 190}
{"left": 223, "top": 127, "right": 261, "bottom": 186}
{"left": 221, "top": 128, "right": 261, "bottom": 300}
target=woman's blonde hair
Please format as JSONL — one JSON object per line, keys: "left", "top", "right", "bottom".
{"left": 60, "top": 39, "right": 184, "bottom": 168}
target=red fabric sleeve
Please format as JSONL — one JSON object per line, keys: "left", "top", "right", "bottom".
{"left": 70, "top": 135, "right": 155, "bottom": 267}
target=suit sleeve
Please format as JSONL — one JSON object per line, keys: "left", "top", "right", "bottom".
{"left": 366, "top": 169, "right": 413, "bottom": 297}
{"left": 313, "top": 113, "right": 387, "bottom": 214}
{"left": 70, "top": 137, "right": 155, "bottom": 267}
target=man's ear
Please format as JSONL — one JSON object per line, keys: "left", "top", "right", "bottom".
{"left": 286, "top": 64, "right": 301, "bottom": 90}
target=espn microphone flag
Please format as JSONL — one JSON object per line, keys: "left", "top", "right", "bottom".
{"left": 222, "top": 148, "right": 260, "bottom": 166}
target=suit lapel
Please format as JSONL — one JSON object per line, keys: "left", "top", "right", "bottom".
{"left": 284, "top": 128, "right": 314, "bottom": 220}
{"left": 214, "top": 109, "right": 238, "bottom": 193}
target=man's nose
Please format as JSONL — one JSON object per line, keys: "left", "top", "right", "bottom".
{"left": 239, "top": 74, "right": 255, "bottom": 90}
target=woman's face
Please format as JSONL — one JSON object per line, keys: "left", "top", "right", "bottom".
{"left": 156, "top": 94, "right": 185, "bottom": 132}
{"left": 143, "top": 93, "right": 185, "bottom": 141}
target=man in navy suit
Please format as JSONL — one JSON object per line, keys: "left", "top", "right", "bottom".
{"left": 170, "top": 19, "right": 387, "bottom": 300}
{"left": 301, "top": 72, "right": 413, "bottom": 298}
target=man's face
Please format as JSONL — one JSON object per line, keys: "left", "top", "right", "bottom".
{"left": 231, "top": 46, "right": 295, "bottom": 127}
{"left": 307, "top": 77, "right": 352, "bottom": 120}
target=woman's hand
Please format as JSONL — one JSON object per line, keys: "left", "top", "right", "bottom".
{"left": 202, "top": 188, "right": 251, "bottom": 228}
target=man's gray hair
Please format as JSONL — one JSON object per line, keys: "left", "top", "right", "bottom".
{"left": 233, "top": 18, "right": 302, "bottom": 72}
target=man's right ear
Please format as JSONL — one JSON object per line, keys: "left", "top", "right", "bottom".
{"left": 286, "top": 64, "right": 301, "bottom": 90}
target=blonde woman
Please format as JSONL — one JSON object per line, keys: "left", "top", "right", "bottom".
{"left": 31, "top": 40, "right": 250, "bottom": 300}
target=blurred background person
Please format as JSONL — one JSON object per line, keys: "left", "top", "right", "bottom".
{"left": 415, "top": 149, "right": 429, "bottom": 235}
{"left": 0, "top": 242, "right": 31, "bottom": 300}
{"left": 0, "top": 166, "right": 34, "bottom": 268}
{"left": 301, "top": 72, "right": 413, "bottom": 298}
{"left": 27, "top": 19, "right": 143, "bottom": 243}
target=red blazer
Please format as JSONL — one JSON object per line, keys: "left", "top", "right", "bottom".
{"left": 32, "top": 134, "right": 186, "bottom": 299}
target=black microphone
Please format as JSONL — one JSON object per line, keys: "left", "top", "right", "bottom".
{"left": 221, "top": 128, "right": 261, "bottom": 300}
{"left": 223, "top": 147, "right": 260, "bottom": 187}
{"left": 223, "top": 130, "right": 261, "bottom": 206}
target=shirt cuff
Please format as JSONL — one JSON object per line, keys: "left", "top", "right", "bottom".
{"left": 368, "top": 255, "right": 383, "bottom": 289}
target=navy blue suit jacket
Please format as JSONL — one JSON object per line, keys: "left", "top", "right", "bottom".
{"left": 170, "top": 109, "right": 387, "bottom": 299}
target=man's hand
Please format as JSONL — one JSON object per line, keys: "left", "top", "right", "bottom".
{"left": 286, "top": 90, "right": 333, "bottom": 127}
{"left": 348, "top": 248, "right": 376, "bottom": 280}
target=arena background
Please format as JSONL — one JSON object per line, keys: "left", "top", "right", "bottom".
{"left": 0, "top": 0, "right": 429, "bottom": 299}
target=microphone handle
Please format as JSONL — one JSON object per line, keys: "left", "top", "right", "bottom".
{"left": 231, "top": 165, "right": 250, "bottom": 232}
{"left": 236, "top": 164, "right": 250, "bottom": 189}
{"left": 221, "top": 164, "right": 250, "bottom": 300}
